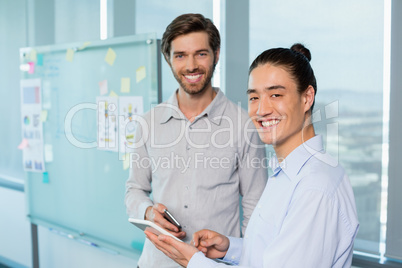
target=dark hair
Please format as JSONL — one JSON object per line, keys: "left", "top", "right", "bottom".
{"left": 161, "top": 13, "right": 221, "bottom": 62}
{"left": 249, "top": 43, "right": 317, "bottom": 112}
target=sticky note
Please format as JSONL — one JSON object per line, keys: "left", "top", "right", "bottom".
{"left": 136, "top": 66, "right": 146, "bottom": 83}
{"left": 99, "top": 80, "right": 108, "bottom": 95}
{"left": 43, "top": 172, "right": 50, "bottom": 184}
{"left": 20, "top": 64, "right": 30, "bottom": 72}
{"left": 30, "top": 49, "right": 37, "bottom": 62}
{"left": 123, "top": 153, "right": 130, "bottom": 170}
{"left": 109, "top": 90, "right": 118, "bottom": 97}
{"left": 105, "top": 48, "right": 116, "bottom": 66}
{"left": 40, "top": 110, "right": 48, "bottom": 122}
{"left": 37, "top": 54, "right": 44, "bottom": 66}
{"left": 18, "top": 138, "right": 29, "bottom": 150}
{"left": 66, "top": 48, "right": 74, "bottom": 62}
{"left": 78, "top": 41, "right": 91, "bottom": 50}
{"left": 28, "top": 62, "right": 35, "bottom": 74}
{"left": 121, "top": 77, "right": 131, "bottom": 93}
{"left": 44, "top": 144, "right": 53, "bottom": 162}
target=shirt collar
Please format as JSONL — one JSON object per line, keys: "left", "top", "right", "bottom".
{"left": 159, "top": 87, "right": 227, "bottom": 125}
{"left": 268, "top": 157, "right": 282, "bottom": 177}
{"left": 269, "top": 135, "right": 325, "bottom": 180}
{"left": 159, "top": 91, "right": 183, "bottom": 124}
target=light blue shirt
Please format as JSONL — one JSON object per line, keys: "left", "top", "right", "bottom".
{"left": 188, "top": 135, "right": 359, "bottom": 268}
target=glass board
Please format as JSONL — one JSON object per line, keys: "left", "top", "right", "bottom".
{"left": 20, "top": 33, "right": 160, "bottom": 257}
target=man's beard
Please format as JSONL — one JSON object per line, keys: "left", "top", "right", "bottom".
{"left": 173, "top": 62, "right": 216, "bottom": 95}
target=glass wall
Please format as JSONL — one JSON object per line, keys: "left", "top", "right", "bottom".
{"left": 249, "top": 0, "right": 385, "bottom": 255}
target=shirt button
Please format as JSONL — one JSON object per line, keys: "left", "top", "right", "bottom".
{"left": 184, "top": 205, "right": 188, "bottom": 208}
{"left": 245, "top": 235, "right": 249, "bottom": 239}
{"left": 186, "top": 146, "right": 190, "bottom": 150}
{"left": 231, "top": 256, "right": 236, "bottom": 260}
{"left": 258, "top": 205, "right": 262, "bottom": 209}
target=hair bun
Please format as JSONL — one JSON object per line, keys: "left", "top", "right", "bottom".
{"left": 291, "top": 43, "right": 311, "bottom": 62}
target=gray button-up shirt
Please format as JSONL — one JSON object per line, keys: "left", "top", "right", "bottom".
{"left": 125, "top": 88, "right": 267, "bottom": 268}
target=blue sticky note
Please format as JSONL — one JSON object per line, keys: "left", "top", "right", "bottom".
{"left": 43, "top": 172, "right": 49, "bottom": 183}
{"left": 37, "top": 54, "right": 44, "bottom": 66}
{"left": 131, "top": 240, "right": 144, "bottom": 251}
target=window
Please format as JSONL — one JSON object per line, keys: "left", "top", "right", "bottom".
{"left": 249, "top": 0, "right": 387, "bottom": 260}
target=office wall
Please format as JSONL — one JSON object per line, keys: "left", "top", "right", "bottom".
{"left": 0, "top": 188, "right": 31, "bottom": 267}
{"left": 54, "top": 0, "right": 100, "bottom": 44}
{"left": 386, "top": 0, "right": 402, "bottom": 261}
{"left": 0, "top": 0, "right": 32, "bottom": 267}
{"left": 0, "top": 0, "right": 26, "bottom": 180}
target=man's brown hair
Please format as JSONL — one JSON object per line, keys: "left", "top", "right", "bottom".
{"left": 161, "top": 13, "right": 220, "bottom": 62}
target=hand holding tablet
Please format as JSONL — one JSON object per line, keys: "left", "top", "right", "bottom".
{"left": 129, "top": 218, "right": 183, "bottom": 242}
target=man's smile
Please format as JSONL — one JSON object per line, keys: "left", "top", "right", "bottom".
{"left": 257, "top": 118, "right": 281, "bottom": 129}
{"left": 184, "top": 73, "right": 203, "bottom": 83}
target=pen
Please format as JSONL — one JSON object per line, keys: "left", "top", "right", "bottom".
{"left": 78, "top": 239, "right": 98, "bottom": 247}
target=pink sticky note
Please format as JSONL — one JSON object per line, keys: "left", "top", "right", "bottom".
{"left": 99, "top": 80, "right": 108, "bottom": 95}
{"left": 28, "top": 62, "right": 35, "bottom": 74}
{"left": 18, "top": 138, "right": 29, "bottom": 150}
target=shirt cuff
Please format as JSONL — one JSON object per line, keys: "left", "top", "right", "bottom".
{"left": 222, "top": 236, "right": 242, "bottom": 265}
{"left": 136, "top": 201, "right": 154, "bottom": 220}
{"left": 188, "top": 252, "right": 221, "bottom": 268}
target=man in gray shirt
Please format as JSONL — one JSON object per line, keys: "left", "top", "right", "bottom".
{"left": 125, "top": 13, "right": 267, "bottom": 268}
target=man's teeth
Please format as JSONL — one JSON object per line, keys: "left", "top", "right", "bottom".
{"left": 185, "top": 74, "right": 202, "bottom": 80}
{"left": 261, "top": 120, "right": 279, "bottom": 127}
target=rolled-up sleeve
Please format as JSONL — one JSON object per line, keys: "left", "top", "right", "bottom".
{"left": 124, "top": 117, "right": 154, "bottom": 219}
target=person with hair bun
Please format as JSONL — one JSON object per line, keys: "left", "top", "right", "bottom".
{"left": 125, "top": 13, "right": 267, "bottom": 268}
{"left": 145, "top": 44, "right": 359, "bottom": 268}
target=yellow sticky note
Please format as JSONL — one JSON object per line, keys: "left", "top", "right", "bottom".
{"left": 105, "top": 48, "right": 116, "bottom": 66}
{"left": 109, "top": 90, "right": 118, "bottom": 97}
{"left": 40, "top": 110, "right": 48, "bottom": 122}
{"left": 123, "top": 153, "right": 130, "bottom": 170}
{"left": 121, "top": 77, "right": 131, "bottom": 93}
{"left": 78, "top": 41, "right": 91, "bottom": 50}
{"left": 66, "top": 48, "right": 74, "bottom": 62}
{"left": 30, "top": 49, "right": 37, "bottom": 62}
{"left": 136, "top": 66, "right": 146, "bottom": 83}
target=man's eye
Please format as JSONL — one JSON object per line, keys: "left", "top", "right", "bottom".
{"left": 176, "top": 55, "right": 183, "bottom": 59}
{"left": 249, "top": 97, "right": 258, "bottom": 101}
{"left": 271, "top": 94, "right": 281, "bottom": 98}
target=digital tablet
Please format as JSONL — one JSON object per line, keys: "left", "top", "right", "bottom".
{"left": 128, "top": 218, "right": 183, "bottom": 242}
